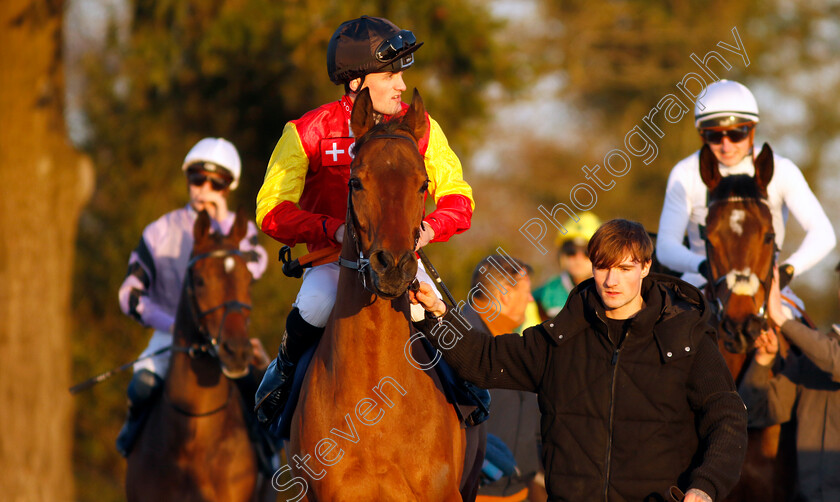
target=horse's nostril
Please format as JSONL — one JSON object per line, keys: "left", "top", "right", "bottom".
{"left": 399, "top": 251, "right": 418, "bottom": 278}
{"left": 370, "top": 250, "right": 393, "bottom": 272}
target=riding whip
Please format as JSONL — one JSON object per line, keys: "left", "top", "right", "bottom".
{"left": 417, "top": 248, "right": 457, "bottom": 308}
{"left": 68, "top": 345, "right": 173, "bottom": 394}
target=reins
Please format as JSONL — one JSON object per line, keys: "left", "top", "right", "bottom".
{"left": 68, "top": 248, "right": 254, "bottom": 395}
{"left": 165, "top": 383, "right": 233, "bottom": 418}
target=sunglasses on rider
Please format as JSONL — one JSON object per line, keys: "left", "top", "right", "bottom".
{"left": 561, "top": 241, "right": 588, "bottom": 257}
{"left": 701, "top": 124, "right": 753, "bottom": 145}
{"left": 375, "top": 30, "right": 417, "bottom": 63}
{"left": 187, "top": 171, "right": 231, "bottom": 191}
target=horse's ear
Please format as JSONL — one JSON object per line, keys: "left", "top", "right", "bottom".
{"left": 350, "top": 88, "right": 375, "bottom": 139}
{"left": 194, "top": 210, "right": 212, "bottom": 243}
{"left": 230, "top": 207, "right": 249, "bottom": 243}
{"left": 699, "top": 144, "right": 721, "bottom": 190}
{"left": 403, "top": 88, "right": 428, "bottom": 142}
{"left": 754, "top": 143, "right": 774, "bottom": 196}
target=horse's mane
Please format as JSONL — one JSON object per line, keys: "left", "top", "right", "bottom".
{"left": 708, "top": 174, "right": 764, "bottom": 203}
{"left": 354, "top": 114, "right": 416, "bottom": 151}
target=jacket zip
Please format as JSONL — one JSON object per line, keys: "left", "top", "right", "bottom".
{"left": 602, "top": 315, "right": 627, "bottom": 502}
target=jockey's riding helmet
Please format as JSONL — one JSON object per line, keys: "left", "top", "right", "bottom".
{"left": 327, "top": 15, "right": 423, "bottom": 85}
{"left": 694, "top": 79, "right": 760, "bottom": 129}
{"left": 182, "top": 137, "right": 241, "bottom": 190}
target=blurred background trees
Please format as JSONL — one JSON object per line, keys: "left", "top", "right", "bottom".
{"left": 7, "top": 0, "right": 829, "bottom": 499}
{"left": 1, "top": 0, "right": 92, "bottom": 500}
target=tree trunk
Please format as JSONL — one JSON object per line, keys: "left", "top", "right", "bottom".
{"left": 0, "top": 1, "right": 93, "bottom": 499}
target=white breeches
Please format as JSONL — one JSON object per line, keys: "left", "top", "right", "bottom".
{"left": 294, "top": 258, "right": 442, "bottom": 327}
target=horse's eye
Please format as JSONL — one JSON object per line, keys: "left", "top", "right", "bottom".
{"left": 349, "top": 178, "right": 363, "bottom": 191}
{"left": 420, "top": 180, "right": 429, "bottom": 193}
{"left": 764, "top": 233, "right": 775, "bottom": 244}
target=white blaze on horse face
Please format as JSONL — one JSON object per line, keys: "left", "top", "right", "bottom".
{"left": 729, "top": 209, "right": 746, "bottom": 236}
{"left": 725, "top": 268, "right": 760, "bottom": 296}
{"left": 224, "top": 256, "right": 235, "bottom": 274}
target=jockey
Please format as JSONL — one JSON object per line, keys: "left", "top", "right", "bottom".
{"left": 254, "top": 16, "right": 478, "bottom": 425}
{"left": 533, "top": 212, "right": 601, "bottom": 319}
{"left": 116, "top": 137, "right": 269, "bottom": 457}
{"left": 657, "top": 79, "right": 835, "bottom": 290}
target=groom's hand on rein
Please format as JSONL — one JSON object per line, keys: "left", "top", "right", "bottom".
{"left": 408, "top": 281, "right": 447, "bottom": 318}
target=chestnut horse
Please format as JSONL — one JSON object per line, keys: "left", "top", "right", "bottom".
{"left": 126, "top": 209, "right": 271, "bottom": 502}
{"left": 286, "top": 89, "right": 467, "bottom": 501}
{"left": 699, "top": 143, "right": 795, "bottom": 502}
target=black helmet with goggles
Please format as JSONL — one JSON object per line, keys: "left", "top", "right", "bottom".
{"left": 327, "top": 16, "right": 423, "bottom": 85}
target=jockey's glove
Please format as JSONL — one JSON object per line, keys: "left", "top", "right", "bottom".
{"left": 779, "top": 263, "right": 795, "bottom": 290}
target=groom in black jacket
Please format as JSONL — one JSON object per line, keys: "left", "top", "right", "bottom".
{"left": 410, "top": 219, "right": 747, "bottom": 502}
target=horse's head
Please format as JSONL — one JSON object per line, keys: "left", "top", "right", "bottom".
{"left": 345, "top": 87, "right": 429, "bottom": 299}
{"left": 186, "top": 208, "right": 254, "bottom": 377}
{"left": 701, "top": 143, "right": 776, "bottom": 353}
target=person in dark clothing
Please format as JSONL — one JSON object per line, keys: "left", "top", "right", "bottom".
{"left": 410, "top": 219, "right": 748, "bottom": 502}
{"left": 739, "top": 264, "right": 840, "bottom": 501}
{"left": 466, "top": 255, "right": 545, "bottom": 502}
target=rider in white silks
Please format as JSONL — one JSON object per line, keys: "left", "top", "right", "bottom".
{"left": 115, "top": 138, "right": 269, "bottom": 456}
{"left": 657, "top": 80, "right": 835, "bottom": 315}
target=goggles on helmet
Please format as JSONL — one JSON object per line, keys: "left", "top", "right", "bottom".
{"left": 376, "top": 30, "right": 417, "bottom": 64}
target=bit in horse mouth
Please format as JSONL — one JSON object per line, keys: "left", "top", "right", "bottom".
{"left": 221, "top": 365, "right": 251, "bottom": 379}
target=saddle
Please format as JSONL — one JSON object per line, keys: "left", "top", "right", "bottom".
{"left": 269, "top": 335, "right": 490, "bottom": 441}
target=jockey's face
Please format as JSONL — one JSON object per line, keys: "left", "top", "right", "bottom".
{"left": 705, "top": 126, "right": 755, "bottom": 167}
{"left": 187, "top": 169, "right": 231, "bottom": 215}
{"left": 351, "top": 71, "right": 407, "bottom": 116}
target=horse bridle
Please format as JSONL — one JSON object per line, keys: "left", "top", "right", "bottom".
{"left": 164, "top": 248, "right": 252, "bottom": 417}
{"left": 702, "top": 195, "right": 777, "bottom": 326}
{"left": 176, "top": 248, "right": 253, "bottom": 359}
{"left": 339, "top": 133, "right": 428, "bottom": 294}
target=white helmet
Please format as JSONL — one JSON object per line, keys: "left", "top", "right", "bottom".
{"left": 694, "top": 79, "right": 759, "bottom": 129}
{"left": 182, "top": 137, "right": 242, "bottom": 190}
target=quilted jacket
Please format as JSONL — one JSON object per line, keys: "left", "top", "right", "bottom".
{"left": 417, "top": 273, "right": 748, "bottom": 501}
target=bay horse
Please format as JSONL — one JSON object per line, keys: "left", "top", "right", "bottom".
{"left": 286, "top": 88, "right": 468, "bottom": 501}
{"left": 126, "top": 209, "right": 271, "bottom": 502}
{"left": 699, "top": 143, "right": 796, "bottom": 502}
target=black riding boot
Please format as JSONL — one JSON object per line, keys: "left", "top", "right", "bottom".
{"left": 254, "top": 308, "right": 324, "bottom": 424}
{"left": 116, "top": 368, "right": 163, "bottom": 457}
